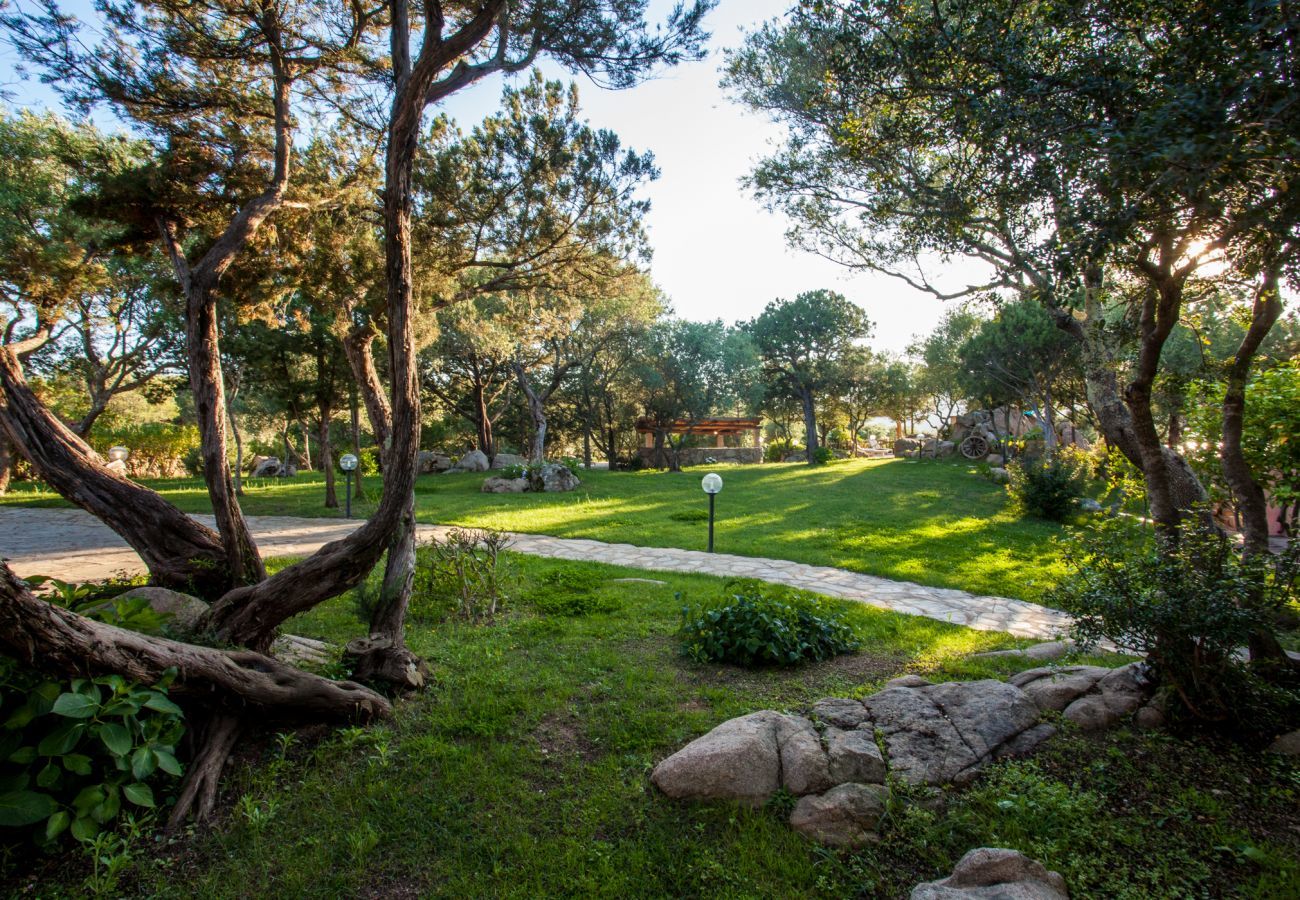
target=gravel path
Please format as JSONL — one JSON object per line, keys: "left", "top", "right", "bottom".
{"left": 0, "top": 507, "right": 1072, "bottom": 639}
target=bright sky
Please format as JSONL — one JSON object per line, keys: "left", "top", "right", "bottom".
{"left": 2, "top": 0, "right": 975, "bottom": 353}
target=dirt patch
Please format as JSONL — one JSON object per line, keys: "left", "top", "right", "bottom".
{"left": 533, "top": 710, "right": 601, "bottom": 762}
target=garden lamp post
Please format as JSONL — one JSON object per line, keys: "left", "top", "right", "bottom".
{"left": 107, "top": 446, "right": 129, "bottom": 464}
{"left": 701, "top": 472, "right": 723, "bottom": 553}
{"left": 340, "top": 453, "right": 358, "bottom": 518}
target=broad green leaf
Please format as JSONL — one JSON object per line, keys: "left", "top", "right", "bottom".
{"left": 142, "top": 693, "right": 183, "bottom": 716}
{"left": 62, "top": 754, "right": 92, "bottom": 776}
{"left": 131, "top": 747, "right": 156, "bottom": 781}
{"left": 154, "top": 749, "right": 182, "bottom": 777}
{"left": 37, "top": 722, "right": 84, "bottom": 756}
{"left": 7, "top": 745, "right": 36, "bottom": 765}
{"left": 98, "top": 722, "right": 131, "bottom": 757}
{"left": 0, "top": 790, "right": 57, "bottom": 827}
{"left": 123, "top": 782, "right": 155, "bottom": 808}
{"left": 70, "top": 814, "right": 98, "bottom": 842}
{"left": 35, "top": 763, "right": 60, "bottom": 789}
{"left": 51, "top": 693, "right": 98, "bottom": 719}
{"left": 44, "top": 809, "right": 70, "bottom": 841}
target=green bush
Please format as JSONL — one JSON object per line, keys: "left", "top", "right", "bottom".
{"left": 1051, "top": 518, "right": 1300, "bottom": 741}
{"left": 412, "top": 529, "right": 512, "bottom": 622}
{"left": 0, "top": 660, "right": 185, "bottom": 846}
{"left": 763, "top": 438, "right": 795, "bottom": 463}
{"left": 678, "top": 588, "right": 860, "bottom": 667}
{"left": 811, "top": 446, "right": 835, "bottom": 465}
{"left": 1006, "top": 450, "right": 1088, "bottom": 521}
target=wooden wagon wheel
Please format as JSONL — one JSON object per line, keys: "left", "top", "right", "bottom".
{"left": 959, "top": 435, "right": 989, "bottom": 459}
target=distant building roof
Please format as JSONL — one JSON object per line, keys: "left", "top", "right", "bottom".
{"left": 634, "top": 416, "right": 762, "bottom": 434}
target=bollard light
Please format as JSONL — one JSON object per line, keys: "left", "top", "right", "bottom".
{"left": 701, "top": 472, "right": 723, "bottom": 552}
{"left": 340, "top": 453, "right": 359, "bottom": 518}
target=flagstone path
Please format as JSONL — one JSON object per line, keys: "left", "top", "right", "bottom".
{"left": 0, "top": 507, "right": 1073, "bottom": 639}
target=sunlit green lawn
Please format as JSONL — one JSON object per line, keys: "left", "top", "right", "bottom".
{"left": 1, "top": 458, "right": 1072, "bottom": 602}
{"left": 27, "top": 552, "right": 1291, "bottom": 899}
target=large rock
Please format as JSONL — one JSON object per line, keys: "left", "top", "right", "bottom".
{"left": 418, "top": 450, "right": 453, "bottom": 473}
{"left": 481, "top": 476, "right": 528, "bottom": 494}
{"left": 251, "top": 456, "right": 281, "bottom": 477}
{"left": 970, "top": 641, "right": 1072, "bottom": 663}
{"left": 490, "top": 453, "right": 527, "bottom": 470}
{"left": 825, "top": 727, "right": 887, "bottom": 784}
{"left": 988, "top": 467, "right": 1009, "bottom": 484}
{"left": 789, "top": 783, "right": 890, "bottom": 849}
{"left": 862, "top": 680, "right": 1040, "bottom": 786}
{"left": 111, "top": 587, "right": 209, "bottom": 635}
{"left": 811, "top": 697, "right": 869, "bottom": 730}
{"left": 1267, "top": 729, "right": 1300, "bottom": 756}
{"left": 910, "top": 848, "right": 1068, "bottom": 899}
{"left": 530, "top": 462, "right": 580, "bottom": 493}
{"left": 454, "top": 449, "right": 490, "bottom": 472}
{"left": 777, "top": 715, "right": 832, "bottom": 795}
{"left": 1012, "top": 666, "right": 1109, "bottom": 712}
{"left": 893, "top": 438, "right": 920, "bottom": 455}
{"left": 271, "top": 634, "right": 333, "bottom": 668}
{"left": 651, "top": 711, "right": 785, "bottom": 806}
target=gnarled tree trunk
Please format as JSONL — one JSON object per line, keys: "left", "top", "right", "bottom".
{"left": 0, "top": 345, "right": 234, "bottom": 598}
{"left": 341, "top": 323, "right": 427, "bottom": 690}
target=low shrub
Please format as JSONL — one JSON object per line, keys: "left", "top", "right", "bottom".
{"left": 811, "top": 446, "right": 835, "bottom": 465}
{"left": 1006, "top": 450, "right": 1088, "bottom": 521}
{"left": 0, "top": 661, "right": 185, "bottom": 847}
{"left": 763, "top": 438, "right": 795, "bottom": 463}
{"left": 1051, "top": 517, "right": 1300, "bottom": 741}
{"left": 412, "top": 529, "right": 512, "bottom": 622}
{"left": 678, "top": 588, "right": 860, "bottom": 667}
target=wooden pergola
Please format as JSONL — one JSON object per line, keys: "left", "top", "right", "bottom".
{"left": 634, "top": 416, "right": 763, "bottom": 449}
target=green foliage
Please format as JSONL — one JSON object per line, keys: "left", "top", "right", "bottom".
{"left": 679, "top": 587, "right": 860, "bottom": 667}
{"left": 763, "top": 437, "right": 795, "bottom": 462}
{"left": 412, "top": 529, "right": 513, "bottom": 622}
{"left": 89, "top": 423, "right": 200, "bottom": 479}
{"left": 0, "top": 659, "right": 184, "bottom": 847}
{"left": 1006, "top": 451, "right": 1088, "bottom": 522}
{"left": 811, "top": 446, "right": 835, "bottom": 465}
{"left": 524, "top": 570, "right": 619, "bottom": 617}
{"left": 24, "top": 575, "right": 163, "bottom": 635}
{"left": 1051, "top": 518, "right": 1300, "bottom": 739}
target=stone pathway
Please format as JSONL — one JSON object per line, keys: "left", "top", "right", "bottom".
{"left": 0, "top": 507, "right": 1072, "bottom": 639}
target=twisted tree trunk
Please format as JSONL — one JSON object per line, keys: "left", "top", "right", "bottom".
{"left": 0, "top": 345, "right": 234, "bottom": 598}
{"left": 341, "top": 324, "right": 427, "bottom": 690}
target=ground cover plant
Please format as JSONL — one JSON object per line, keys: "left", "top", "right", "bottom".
{"left": 0, "top": 458, "right": 1075, "bottom": 602}
{"left": 2, "top": 553, "right": 1294, "bottom": 898}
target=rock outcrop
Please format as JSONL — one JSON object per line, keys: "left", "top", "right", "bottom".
{"left": 910, "top": 848, "right": 1068, "bottom": 899}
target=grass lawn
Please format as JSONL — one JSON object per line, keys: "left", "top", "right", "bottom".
{"left": 0, "top": 458, "right": 1072, "bottom": 603}
{"left": 9, "top": 552, "right": 1296, "bottom": 899}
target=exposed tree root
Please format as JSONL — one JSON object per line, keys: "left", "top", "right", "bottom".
{"left": 167, "top": 713, "right": 243, "bottom": 829}
{"left": 345, "top": 634, "right": 429, "bottom": 692}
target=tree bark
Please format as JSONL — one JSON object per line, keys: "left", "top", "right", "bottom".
{"left": 185, "top": 280, "right": 266, "bottom": 587}
{"left": 472, "top": 380, "right": 495, "bottom": 459}
{"left": 0, "top": 433, "right": 11, "bottom": 495}
{"left": 1221, "top": 269, "right": 1282, "bottom": 557}
{"left": 319, "top": 406, "right": 337, "bottom": 508}
{"left": 0, "top": 345, "right": 235, "bottom": 597}
{"left": 801, "top": 385, "right": 820, "bottom": 464}
{"left": 0, "top": 562, "right": 390, "bottom": 721}
{"left": 513, "top": 360, "right": 547, "bottom": 464}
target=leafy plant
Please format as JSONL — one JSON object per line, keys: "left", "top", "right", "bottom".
{"left": 811, "top": 446, "right": 835, "bottom": 465}
{"left": 678, "top": 588, "right": 860, "bottom": 667}
{"left": 25, "top": 575, "right": 165, "bottom": 635}
{"left": 1006, "top": 450, "right": 1088, "bottom": 521}
{"left": 413, "top": 529, "right": 513, "bottom": 622}
{"left": 0, "top": 658, "right": 185, "bottom": 846}
{"left": 1051, "top": 517, "right": 1300, "bottom": 740}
